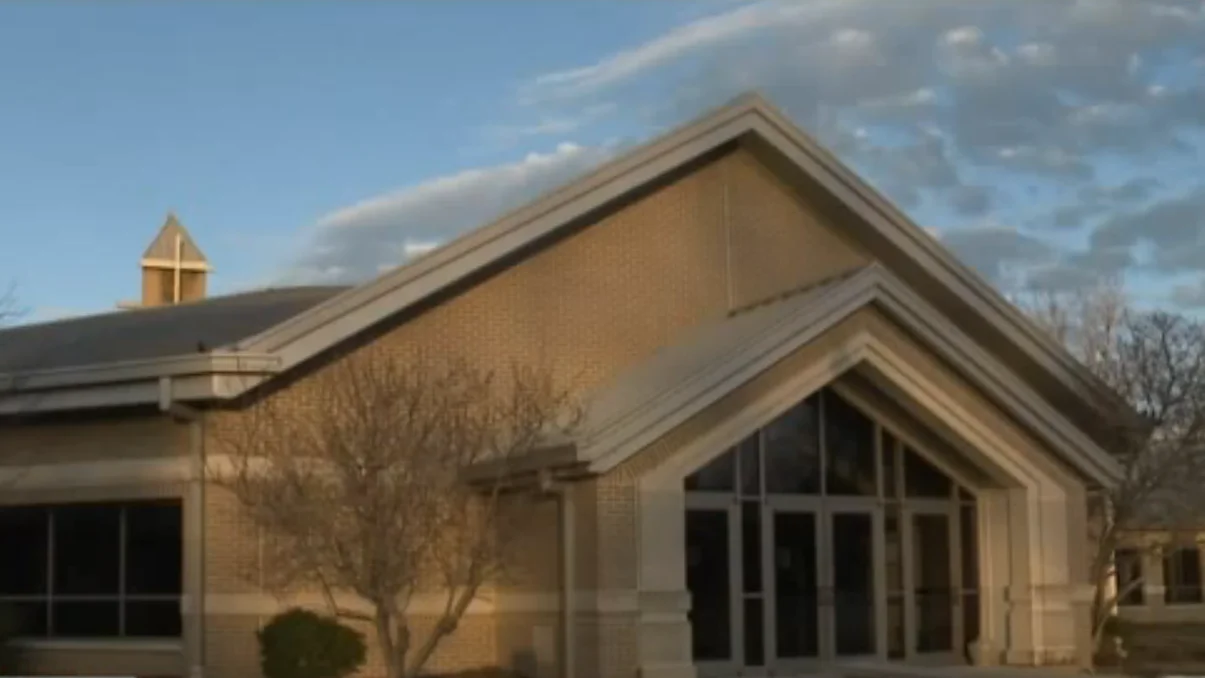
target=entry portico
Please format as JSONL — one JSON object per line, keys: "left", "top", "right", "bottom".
{"left": 565, "top": 267, "right": 1119, "bottom": 678}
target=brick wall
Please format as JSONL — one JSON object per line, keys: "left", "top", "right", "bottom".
{"left": 194, "top": 144, "right": 873, "bottom": 678}
{"left": 0, "top": 412, "right": 185, "bottom": 467}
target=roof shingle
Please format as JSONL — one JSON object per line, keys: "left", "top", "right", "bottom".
{"left": 0, "top": 286, "right": 349, "bottom": 374}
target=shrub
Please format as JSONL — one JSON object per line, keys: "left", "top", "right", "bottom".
{"left": 258, "top": 608, "right": 366, "bottom": 678}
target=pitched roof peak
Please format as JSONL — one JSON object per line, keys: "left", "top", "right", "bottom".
{"left": 725, "top": 89, "right": 773, "bottom": 110}
{"left": 142, "top": 212, "right": 209, "bottom": 265}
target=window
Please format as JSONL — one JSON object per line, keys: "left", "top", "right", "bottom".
{"left": 684, "top": 446, "right": 737, "bottom": 493}
{"left": 1114, "top": 548, "right": 1144, "bottom": 607}
{"left": 1163, "top": 546, "right": 1203, "bottom": 605}
{"left": 881, "top": 429, "right": 898, "bottom": 499}
{"left": 903, "top": 446, "right": 953, "bottom": 499}
{"left": 0, "top": 500, "right": 183, "bottom": 638}
{"left": 684, "top": 389, "right": 968, "bottom": 504}
{"left": 762, "top": 396, "right": 821, "bottom": 495}
{"left": 823, "top": 391, "right": 876, "bottom": 496}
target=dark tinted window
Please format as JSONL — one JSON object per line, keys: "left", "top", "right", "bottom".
{"left": 763, "top": 397, "right": 821, "bottom": 494}
{"left": 0, "top": 507, "right": 48, "bottom": 595}
{"left": 0, "top": 500, "right": 182, "bottom": 638}
{"left": 904, "top": 447, "right": 953, "bottom": 499}
{"left": 823, "top": 392, "right": 877, "bottom": 496}
{"left": 126, "top": 501, "right": 183, "bottom": 595}
{"left": 53, "top": 504, "right": 121, "bottom": 595}
{"left": 1164, "top": 547, "right": 1203, "bottom": 605}
{"left": 685, "top": 449, "right": 736, "bottom": 492}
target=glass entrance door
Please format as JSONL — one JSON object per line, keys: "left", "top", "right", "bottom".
{"left": 828, "top": 510, "right": 879, "bottom": 659}
{"left": 686, "top": 499, "right": 740, "bottom": 676}
{"left": 681, "top": 386, "right": 980, "bottom": 675}
{"left": 769, "top": 509, "right": 821, "bottom": 666}
{"left": 686, "top": 498, "right": 970, "bottom": 674}
{"left": 908, "top": 508, "right": 957, "bottom": 658}
{"left": 766, "top": 502, "right": 880, "bottom": 672}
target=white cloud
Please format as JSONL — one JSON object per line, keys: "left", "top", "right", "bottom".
{"left": 1015, "top": 42, "right": 1057, "bottom": 67}
{"left": 523, "top": 0, "right": 1204, "bottom": 160}
{"left": 482, "top": 102, "right": 618, "bottom": 145}
{"left": 942, "top": 25, "right": 983, "bottom": 46}
{"left": 508, "top": 0, "right": 1205, "bottom": 295}
{"left": 831, "top": 27, "right": 874, "bottom": 49}
{"left": 285, "top": 0, "right": 1205, "bottom": 293}
{"left": 519, "top": 0, "right": 840, "bottom": 102}
{"left": 283, "top": 142, "right": 616, "bottom": 284}
{"left": 402, "top": 240, "right": 440, "bottom": 258}
{"left": 861, "top": 87, "right": 937, "bottom": 110}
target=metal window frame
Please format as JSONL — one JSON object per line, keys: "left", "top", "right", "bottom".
{"left": 683, "top": 385, "right": 981, "bottom": 671}
{"left": 0, "top": 500, "right": 183, "bottom": 639}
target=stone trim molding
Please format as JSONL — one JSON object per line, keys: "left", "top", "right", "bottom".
{"left": 181, "top": 589, "right": 647, "bottom": 617}
{"left": 1005, "top": 583, "right": 1096, "bottom": 604}
{"left": 0, "top": 454, "right": 275, "bottom": 493}
{"left": 11, "top": 638, "right": 183, "bottom": 653}
{"left": 0, "top": 457, "right": 191, "bottom": 493}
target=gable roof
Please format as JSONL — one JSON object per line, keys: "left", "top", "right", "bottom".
{"left": 544, "top": 264, "right": 1122, "bottom": 486}
{"left": 0, "top": 92, "right": 1130, "bottom": 445}
{"left": 0, "top": 287, "right": 347, "bottom": 375}
{"left": 225, "top": 92, "right": 1127, "bottom": 429}
{"left": 0, "top": 286, "right": 347, "bottom": 411}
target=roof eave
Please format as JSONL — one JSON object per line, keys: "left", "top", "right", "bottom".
{"left": 0, "top": 352, "right": 281, "bottom": 415}
{"left": 0, "top": 351, "right": 280, "bottom": 392}
{"left": 0, "top": 373, "right": 273, "bottom": 415}
{"left": 460, "top": 442, "right": 589, "bottom": 486}
{"left": 573, "top": 266, "right": 1123, "bottom": 487}
{"left": 740, "top": 107, "right": 1133, "bottom": 430}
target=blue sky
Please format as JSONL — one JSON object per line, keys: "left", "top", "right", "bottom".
{"left": 2, "top": 1, "right": 1204, "bottom": 323}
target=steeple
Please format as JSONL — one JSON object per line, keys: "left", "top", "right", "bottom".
{"left": 125, "top": 213, "right": 212, "bottom": 308}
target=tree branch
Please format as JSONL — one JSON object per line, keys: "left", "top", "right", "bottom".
{"left": 213, "top": 348, "right": 577, "bottom": 678}
{"left": 1023, "top": 281, "right": 1205, "bottom": 664}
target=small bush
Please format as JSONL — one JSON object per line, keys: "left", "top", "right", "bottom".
{"left": 258, "top": 608, "right": 366, "bottom": 678}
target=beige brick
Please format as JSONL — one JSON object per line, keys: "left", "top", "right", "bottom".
{"left": 0, "top": 413, "right": 185, "bottom": 467}
{"left": 6, "top": 145, "right": 878, "bottom": 677}
{"left": 197, "top": 146, "right": 874, "bottom": 677}
{"left": 15, "top": 644, "right": 185, "bottom": 677}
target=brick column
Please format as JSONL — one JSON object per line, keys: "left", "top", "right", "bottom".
{"left": 636, "top": 485, "right": 697, "bottom": 678}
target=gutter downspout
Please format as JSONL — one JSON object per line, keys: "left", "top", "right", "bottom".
{"left": 540, "top": 471, "right": 575, "bottom": 678}
{"left": 160, "top": 377, "right": 206, "bottom": 678}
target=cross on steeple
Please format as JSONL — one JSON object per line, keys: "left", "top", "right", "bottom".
{"left": 121, "top": 212, "right": 212, "bottom": 308}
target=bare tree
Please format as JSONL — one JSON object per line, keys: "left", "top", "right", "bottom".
{"left": 0, "top": 279, "right": 28, "bottom": 453}
{"left": 216, "top": 349, "right": 578, "bottom": 678}
{"left": 0, "top": 281, "right": 19, "bottom": 327}
{"left": 1021, "top": 281, "right": 1205, "bottom": 654}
